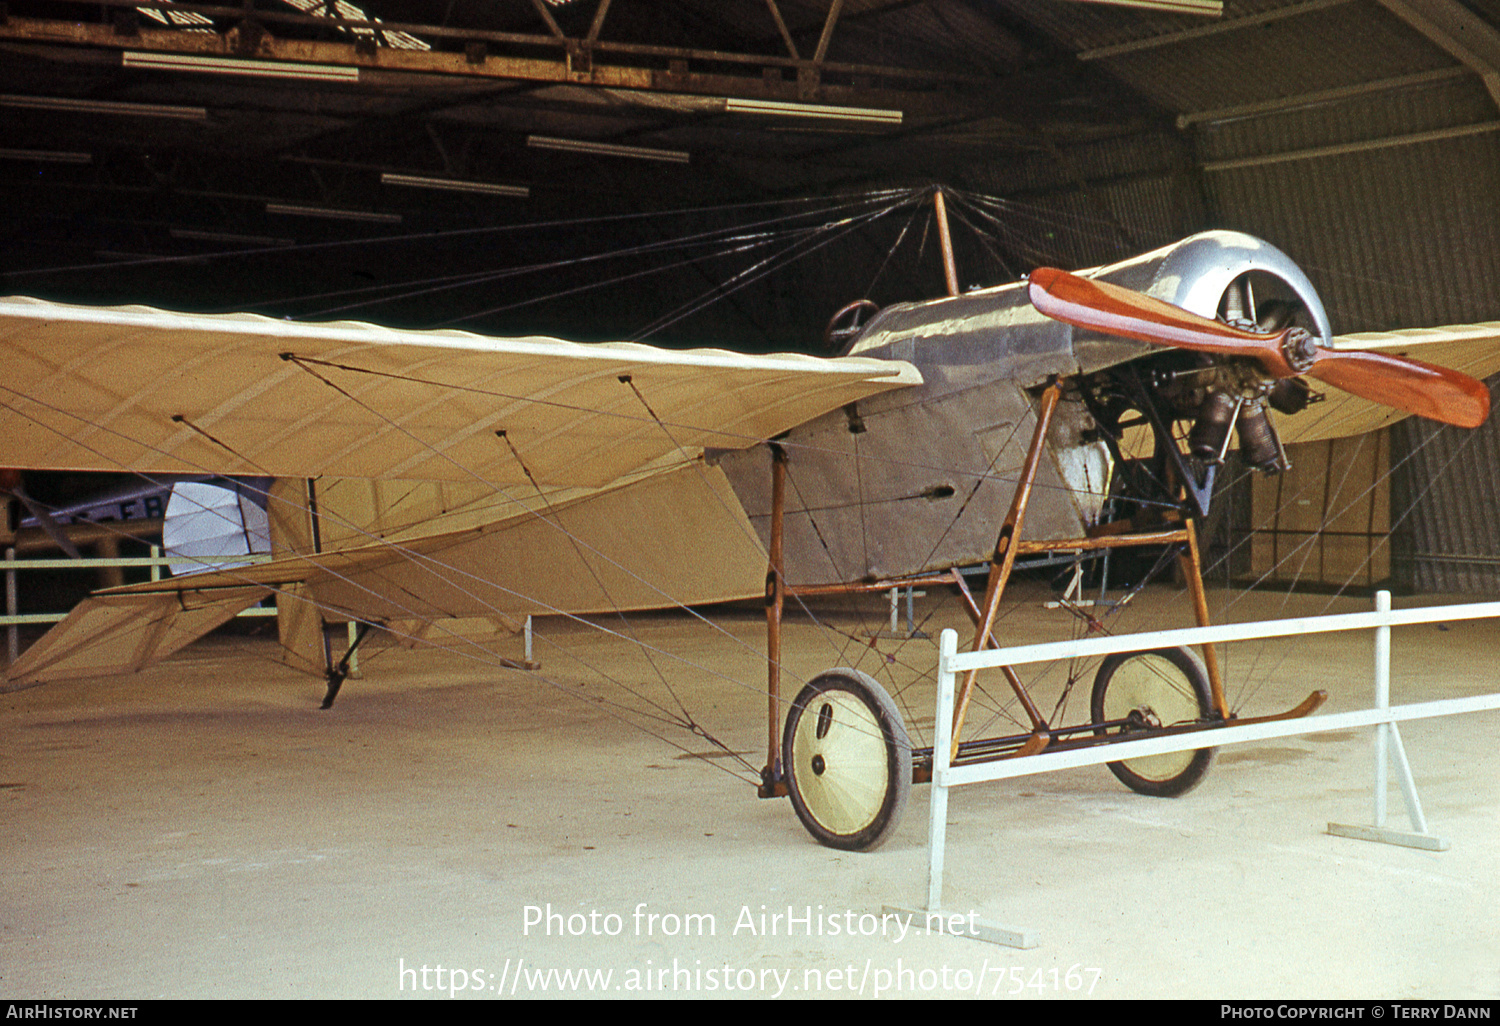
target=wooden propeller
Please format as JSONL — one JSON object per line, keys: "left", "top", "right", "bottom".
{"left": 1027, "top": 267, "right": 1490, "bottom": 429}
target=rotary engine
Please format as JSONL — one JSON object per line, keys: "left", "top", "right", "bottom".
{"left": 1090, "top": 265, "right": 1328, "bottom": 476}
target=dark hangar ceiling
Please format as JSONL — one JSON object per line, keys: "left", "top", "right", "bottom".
{"left": 3, "top": 0, "right": 1500, "bottom": 347}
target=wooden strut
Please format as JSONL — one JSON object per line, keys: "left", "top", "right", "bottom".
{"left": 950, "top": 380, "right": 1064, "bottom": 761}
{"left": 1179, "top": 517, "right": 1229, "bottom": 719}
{"left": 946, "top": 381, "right": 1235, "bottom": 761}
{"left": 933, "top": 188, "right": 960, "bottom": 299}
{"left": 928, "top": 688, "right": 1329, "bottom": 776}
{"left": 760, "top": 444, "right": 789, "bottom": 798}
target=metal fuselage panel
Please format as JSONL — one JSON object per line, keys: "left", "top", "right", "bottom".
{"left": 715, "top": 232, "right": 1331, "bottom": 587}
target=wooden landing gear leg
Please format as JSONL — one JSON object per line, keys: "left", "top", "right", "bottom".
{"left": 944, "top": 380, "right": 1237, "bottom": 784}
{"left": 950, "top": 380, "right": 1064, "bottom": 761}
{"left": 759, "top": 443, "right": 914, "bottom": 851}
{"left": 1178, "top": 517, "right": 1229, "bottom": 720}
{"left": 760, "top": 445, "right": 789, "bottom": 799}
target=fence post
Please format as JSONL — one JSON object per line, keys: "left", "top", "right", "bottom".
{"left": 1374, "top": 589, "right": 1389, "bottom": 827}
{"left": 5, "top": 547, "right": 15, "bottom": 667}
{"left": 927, "top": 628, "right": 957, "bottom": 913}
{"left": 1327, "top": 590, "right": 1448, "bottom": 850}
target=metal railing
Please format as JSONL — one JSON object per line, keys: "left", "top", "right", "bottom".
{"left": 921, "top": 591, "right": 1500, "bottom": 944}
{"left": 3, "top": 545, "right": 274, "bottom": 663}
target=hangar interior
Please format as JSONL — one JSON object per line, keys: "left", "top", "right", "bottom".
{"left": 6, "top": 0, "right": 1500, "bottom": 588}
{"left": 2, "top": 0, "right": 1499, "bottom": 1000}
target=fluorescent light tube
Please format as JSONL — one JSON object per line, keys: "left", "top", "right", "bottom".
{"left": 266, "top": 203, "right": 401, "bottom": 223}
{"left": 723, "top": 97, "right": 902, "bottom": 125}
{"left": 380, "top": 173, "right": 530, "bottom": 198}
{"left": 170, "top": 229, "right": 295, "bottom": 247}
{"left": 123, "top": 52, "right": 359, "bottom": 82}
{"left": 0, "top": 94, "right": 208, "bottom": 120}
{"left": 526, "top": 135, "right": 689, "bottom": 164}
{"left": 1071, "top": 0, "right": 1221, "bottom": 12}
{"left": 0, "top": 148, "right": 92, "bottom": 163}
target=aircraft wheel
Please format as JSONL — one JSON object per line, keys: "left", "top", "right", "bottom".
{"left": 783, "top": 668, "right": 911, "bottom": 851}
{"left": 1091, "top": 647, "right": 1217, "bottom": 798}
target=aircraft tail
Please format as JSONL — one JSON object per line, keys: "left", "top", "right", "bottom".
{"left": 3, "top": 586, "right": 269, "bottom": 689}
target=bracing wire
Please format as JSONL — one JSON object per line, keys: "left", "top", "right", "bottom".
{"left": 8, "top": 183, "right": 1494, "bottom": 788}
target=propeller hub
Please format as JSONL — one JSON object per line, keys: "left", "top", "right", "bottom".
{"left": 1280, "top": 328, "right": 1318, "bottom": 374}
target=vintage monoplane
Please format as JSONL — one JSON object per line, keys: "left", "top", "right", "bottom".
{"left": 3, "top": 203, "right": 1496, "bottom": 851}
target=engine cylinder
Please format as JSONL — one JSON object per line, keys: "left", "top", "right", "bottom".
{"left": 1189, "top": 391, "right": 1239, "bottom": 462}
{"left": 1236, "top": 399, "right": 1287, "bottom": 472}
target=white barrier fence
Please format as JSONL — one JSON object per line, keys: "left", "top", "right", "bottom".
{"left": 3, "top": 546, "right": 276, "bottom": 665}
{"left": 919, "top": 591, "right": 1500, "bottom": 947}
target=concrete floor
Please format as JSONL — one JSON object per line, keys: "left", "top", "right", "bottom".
{"left": 2, "top": 583, "right": 1496, "bottom": 999}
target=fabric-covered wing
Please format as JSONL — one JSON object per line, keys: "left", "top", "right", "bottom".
{"left": 1278, "top": 322, "right": 1500, "bottom": 444}
{"left": 4, "top": 463, "right": 768, "bottom": 686}
{"left": 0, "top": 296, "right": 920, "bottom": 486}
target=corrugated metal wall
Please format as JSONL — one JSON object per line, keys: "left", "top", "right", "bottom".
{"left": 1244, "top": 434, "right": 1391, "bottom": 590}
{"left": 1391, "top": 412, "right": 1500, "bottom": 593}
{"left": 1191, "top": 75, "right": 1500, "bottom": 595}
{"left": 958, "top": 72, "right": 1500, "bottom": 594}
{"left": 1194, "top": 77, "right": 1500, "bottom": 333}
{"left": 960, "top": 127, "right": 1201, "bottom": 269}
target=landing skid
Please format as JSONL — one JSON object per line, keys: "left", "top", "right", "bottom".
{"left": 911, "top": 689, "right": 1328, "bottom": 781}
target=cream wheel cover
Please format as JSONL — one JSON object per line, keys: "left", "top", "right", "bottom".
{"left": 1100, "top": 653, "right": 1200, "bottom": 781}
{"left": 789, "top": 690, "right": 890, "bottom": 836}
